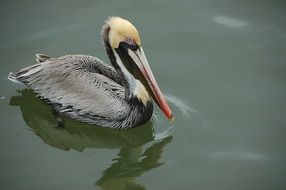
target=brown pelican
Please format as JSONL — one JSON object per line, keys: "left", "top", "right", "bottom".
{"left": 8, "top": 17, "right": 173, "bottom": 129}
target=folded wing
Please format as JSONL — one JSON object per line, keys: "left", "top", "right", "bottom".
{"left": 10, "top": 55, "right": 130, "bottom": 123}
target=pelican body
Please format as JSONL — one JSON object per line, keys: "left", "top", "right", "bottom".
{"left": 9, "top": 17, "right": 173, "bottom": 129}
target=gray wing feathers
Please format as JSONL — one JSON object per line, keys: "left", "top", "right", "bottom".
{"left": 15, "top": 54, "right": 130, "bottom": 122}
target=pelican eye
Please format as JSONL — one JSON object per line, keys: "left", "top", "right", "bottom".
{"left": 123, "top": 37, "right": 139, "bottom": 50}
{"left": 125, "top": 37, "right": 135, "bottom": 46}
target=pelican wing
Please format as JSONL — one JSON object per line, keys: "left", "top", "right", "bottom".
{"left": 12, "top": 55, "right": 130, "bottom": 121}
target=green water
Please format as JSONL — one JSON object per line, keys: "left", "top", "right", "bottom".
{"left": 1, "top": 0, "right": 286, "bottom": 189}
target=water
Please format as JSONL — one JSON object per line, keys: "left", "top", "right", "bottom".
{"left": 1, "top": 0, "right": 286, "bottom": 189}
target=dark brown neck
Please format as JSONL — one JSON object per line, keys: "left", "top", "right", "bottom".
{"left": 101, "top": 24, "right": 153, "bottom": 123}
{"left": 101, "top": 24, "right": 135, "bottom": 101}
{"left": 101, "top": 25, "right": 118, "bottom": 69}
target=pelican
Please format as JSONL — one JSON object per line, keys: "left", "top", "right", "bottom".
{"left": 8, "top": 17, "right": 173, "bottom": 129}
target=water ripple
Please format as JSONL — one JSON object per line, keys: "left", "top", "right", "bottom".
{"left": 213, "top": 16, "right": 249, "bottom": 27}
{"left": 209, "top": 150, "right": 269, "bottom": 161}
{"left": 165, "top": 94, "right": 197, "bottom": 118}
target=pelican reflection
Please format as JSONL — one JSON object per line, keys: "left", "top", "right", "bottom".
{"left": 10, "top": 88, "right": 173, "bottom": 189}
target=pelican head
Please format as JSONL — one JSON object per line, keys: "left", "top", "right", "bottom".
{"left": 102, "top": 17, "right": 173, "bottom": 121}
{"left": 106, "top": 17, "right": 141, "bottom": 49}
